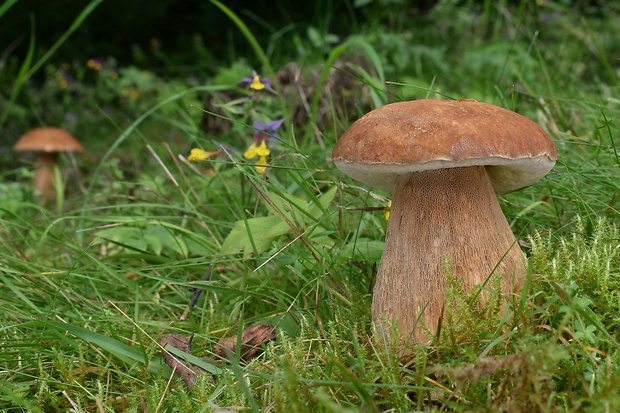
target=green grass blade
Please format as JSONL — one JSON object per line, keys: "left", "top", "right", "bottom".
{"left": 0, "top": 272, "right": 42, "bottom": 315}
{"left": 44, "top": 320, "right": 167, "bottom": 373}
{"left": 210, "top": 0, "right": 271, "bottom": 74}
{"left": 23, "top": 0, "right": 104, "bottom": 82}
{"left": 10, "top": 16, "right": 35, "bottom": 100}
{"left": 0, "top": 0, "right": 18, "bottom": 19}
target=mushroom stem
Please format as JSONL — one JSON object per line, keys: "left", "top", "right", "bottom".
{"left": 33, "top": 152, "right": 60, "bottom": 200}
{"left": 372, "top": 165, "right": 525, "bottom": 346}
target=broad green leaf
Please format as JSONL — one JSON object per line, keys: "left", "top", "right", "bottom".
{"left": 306, "top": 186, "right": 338, "bottom": 221}
{"left": 146, "top": 226, "right": 188, "bottom": 258}
{"left": 96, "top": 226, "right": 143, "bottom": 243}
{"left": 44, "top": 321, "right": 165, "bottom": 373}
{"left": 265, "top": 185, "right": 337, "bottom": 227}
{"left": 143, "top": 232, "right": 163, "bottom": 255}
{"left": 96, "top": 226, "right": 148, "bottom": 253}
{"left": 263, "top": 192, "right": 308, "bottom": 226}
{"left": 337, "top": 238, "right": 384, "bottom": 263}
{"left": 311, "top": 234, "right": 336, "bottom": 247}
{"left": 165, "top": 345, "right": 223, "bottom": 375}
{"left": 221, "top": 216, "right": 291, "bottom": 257}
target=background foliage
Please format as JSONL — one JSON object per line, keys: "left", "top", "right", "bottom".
{"left": 1, "top": 0, "right": 619, "bottom": 411}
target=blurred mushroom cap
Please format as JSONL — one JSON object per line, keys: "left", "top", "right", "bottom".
{"left": 13, "top": 127, "right": 84, "bottom": 154}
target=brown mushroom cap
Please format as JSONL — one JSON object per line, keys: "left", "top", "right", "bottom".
{"left": 13, "top": 127, "right": 84, "bottom": 154}
{"left": 331, "top": 99, "right": 557, "bottom": 194}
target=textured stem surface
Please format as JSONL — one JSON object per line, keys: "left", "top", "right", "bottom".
{"left": 372, "top": 166, "right": 525, "bottom": 346}
{"left": 33, "top": 152, "right": 60, "bottom": 201}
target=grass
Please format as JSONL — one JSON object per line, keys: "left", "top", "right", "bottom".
{"left": 1, "top": 1, "right": 620, "bottom": 411}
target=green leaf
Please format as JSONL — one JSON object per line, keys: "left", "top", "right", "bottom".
{"left": 337, "top": 238, "right": 385, "bottom": 263}
{"left": 221, "top": 216, "right": 291, "bottom": 257}
{"left": 306, "top": 186, "right": 338, "bottom": 221}
{"left": 264, "top": 185, "right": 337, "bottom": 228}
{"left": 146, "top": 226, "right": 188, "bottom": 258}
{"left": 263, "top": 193, "right": 308, "bottom": 226}
{"left": 143, "top": 232, "right": 163, "bottom": 255}
{"left": 96, "top": 226, "right": 143, "bottom": 243}
{"left": 44, "top": 321, "right": 164, "bottom": 373}
{"left": 165, "top": 345, "right": 223, "bottom": 375}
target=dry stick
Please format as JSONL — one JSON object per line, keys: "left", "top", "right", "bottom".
{"left": 156, "top": 361, "right": 178, "bottom": 413}
{"left": 178, "top": 153, "right": 204, "bottom": 175}
{"left": 62, "top": 391, "right": 79, "bottom": 410}
{"left": 95, "top": 395, "right": 106, "bottom": 413}
{"left": 147, "top": 144, "right": 181, "bottom": 188}
{"left": 163, "top": 142, "right": 201, "bottom": 203}
{"left": 254, "top": 232, "right": 306, "bottom": 272}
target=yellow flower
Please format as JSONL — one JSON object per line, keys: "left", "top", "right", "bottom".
{"left": 249, "top": 75, "right": 265, "bottom": 91}
{"left": 122, "top": 86, "right": 140, "bottom": 101}
{"left": 244, "top": 142, "right": 258, "bottom": 159}
{"left": 87, "top": 58, "right": 103, "bottom": 71}
{"left": 244, "top": 140, "right": 270, "bottom": 159}
{"left": 244, "top": 140, "right": 270, "bottom": 173}
{"left": 255, "top": 156, "right": 269, "bottom": 174}
{"left": 384, "top": 200, "right": 392, "bottom": 221}
{"left": 188, "top": 148, "right": 219, "bottom": 162}
{"left": 255, "top": 140, "right": 270, "bottom": 157}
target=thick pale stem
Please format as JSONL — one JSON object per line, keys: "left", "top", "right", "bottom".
{"left": 372, "top": 165, "right": 525, "bottom": 346}
{"left": 33, "top": 152, "right": 59, "bottom": 201}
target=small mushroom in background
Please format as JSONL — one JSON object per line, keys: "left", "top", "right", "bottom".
{"left": 331, "top": 99, "right": 557, "bottom": 349}
{"left": 13, "top": 127, "right": 84, "bottom": 202}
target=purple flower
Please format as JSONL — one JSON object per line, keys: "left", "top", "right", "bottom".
{"left": 55, "top": 66, "right": 75, "bottom": 89}
{"left": 238, "top": 70, "right": 274, "bottom": 92}
{"left": 253, "top": 118, "right": 284, "bottom": 140}
{"left": 87, "top": 57, "right": 106, "bottom": 71}
{"left": 64, "top": 112, "right": 79, "bottom": 125}
{"left": 539, "top": 11, "right": 562, "bottom": 23}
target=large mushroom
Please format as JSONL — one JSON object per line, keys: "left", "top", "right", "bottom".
{"left": 331, "top": 99, "right": 557, "bottom": 346}
{"left": 13, "top": 127, "right": 84, "bottom": 201}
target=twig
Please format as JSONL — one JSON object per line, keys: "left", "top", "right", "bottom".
{"left": 164, "top": 142, "right": 201, "bottom": 203}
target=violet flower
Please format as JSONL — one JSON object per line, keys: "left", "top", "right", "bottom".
{"left": 253, "top": 118, "right": 284, "bottom": 140}
{"left": 238, "top": 71, "right": 274, "bottom": 92}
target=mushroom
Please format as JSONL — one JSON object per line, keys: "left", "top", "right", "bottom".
{"left": 331, "top": 99, "right": 557, "bottom": 346}
{"left": 13, "top": 127, "right": 84, "bottom": 201}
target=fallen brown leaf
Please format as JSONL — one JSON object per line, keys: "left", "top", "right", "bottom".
{"left": 159, "top": 323, "right": 277, "bottom": 390}
{"left": 159, "top": 334, "right": 204, "bottom": 389}
{"left": 214, "top": 323, "right": 276, "bottom": 362}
